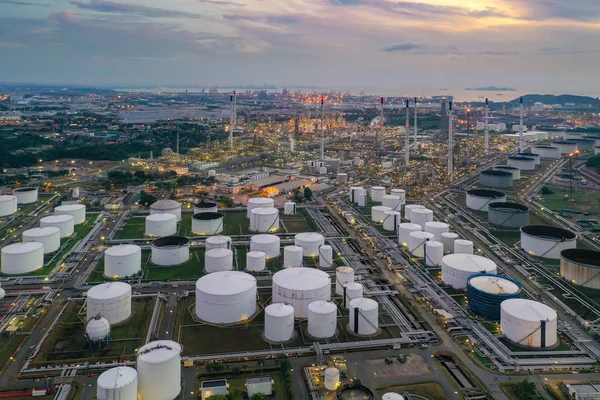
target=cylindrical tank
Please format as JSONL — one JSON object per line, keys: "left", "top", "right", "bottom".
{"left": 404, "top": 204, "right": 425, "bottom": 221}
{"left": 398, "top": 223, "right": 422, "bottom": 246}
{"left": 335, "top": 266, "right": 354, "bottom": 296}
{"left": 441, "top": 254, "right": 497, "bottom": 289}
{"left": 294, "top": 232, "right": 325, "bottom": 257}
{"left": 349, "top": 186, "right": 364, "bottom": 203}
{"left": 467, "top": 274, "right": 522, "bottom": 319}
{"left": 349, "top": 298, "right": 379, "bottom": 336}
{"left": 370, "top": 186, "right": 386, "bottom": 202}
{"left": 424, "top": 221, "right": 449, "bottom": 241}
{"left": 371, "top": 206, "right": 392, "bottom": 223}
{"left": 86, "top": 282, "right": 132, "bottom": 324}
{"left": 552, "top": 140, "right": 578, "bottom": 154}
{"left": 501, "top": 299, "right": 558, "bottom": 348}
{"left": 12, "top": 187, "right": 38, "bottom": 204}
{"left": 466, "top": 189, "right": 507, "bottom": 212}
{"left": 408, "top": 231, "right": 435, "bottom": 258}
{"left": 480, "top": 170, "right": 513, "bottom": 188}
{"left": 204, "top": 248, "right": 233, "bottom": 273}
{"left": 250, "top": 234, "right": 280, "bottom": 258}
{"left": 424, "top": 241, "right": 444, "bottom": 267}
{"left": 319, "top": 245, "right": 333, "bottom": 268}
{"left": 441, "top": 232, "right": 459, "bottom": 253}
{"left": 195, "top": 271, "right": 257, "bottom": 323}
{"left": 324, "top": 368, "right": 340, "bottom": 391}
{"left": 104, "top": 244, "right": 142, "bottom": 279}
{"left": 488, "top": 202, "right": 529, "bottom": 228}
{"left": 382, "top": 394, "right": 405, "bottom": 400}
{"left": 1, "top": 242, "right": 44, "bottom": 274}
{"left": 22, "top": 227, "right": 60, "bottom": 253}
{"left": 150, "top": 236, "right": 190, "bottom": 266}
{"left": 54, "top": 204, "right": 86, "bottom": 225}
{"left": 0, "top": 195, "right": 17, "bottom": 217}
{"left": 532, "top": 145, "right": 561, "bottom": 159}
{"left": 596, "top": 146, "right": 600, "bottom": 155}
{"left": 454, "top": 239, "right": 474, "bottom": 254}
{"left": 507, "top": 156, "right": 536, "bottom": 171}
{"left": 208, "top": 169, "right": 216, "bottom": 177}
{"left": 193, "top": 201, "right": 218, "bottom": 214}
{"left": 192, "top": 212, "right": 224, "bottom": 235}
{"left": 390, "top": 189, "right": 406, "bottom": 205}
{"left": 520, "top": 225, "right": 577, "bottom": 259}
{"left": 584, "top": 136, "right": 600, "bottom": 146}
{"left": 571, "top": 139, "right": 595, "bottom": 152}
{"left": 382, "top": 195, "right": 402, "bottom": 212}
{"left": 284, "top": 246, "right": 304, "bottom": 268}
{"left": 149, "top": 199, "right": 182, "bottom": 221}
{"left": 145, "top": 213, "right": 177, "bottom": 237}
{"left": 272, "top": 268, "right": 331, "bottom": 318}
{"left": 246, "top": 251, "right": 266, "bottom": 272}
{"left": 137, "top": 340, "right": 182, "bottom": 400}
{"left": 343, "top": 282, "right": 363, "bottom": 308}
{"left": 356, "top": 191, "right": 367, "bottom": 207}
{"left": 205, "top": 235, "right": 231, "bottom": 250}
{"left": 72, "top": 187, "right": 80, "bottom": 198}
{"left": 250, "top": 207, "right": 279, "bottom": 233}
{"left": 565, "top": 132, "right": 584, "bottom": 140}
{"left": 410, "top": 208, "right": 434, "bottom": 228}
{"left": 86, "top": 315, "right": 111, "bottom": 343}
{"left": 247, "top": 197, "right": 274, "bottom": 218}
{"left": 337, "top": 173, "right": 348, "bottom": 184}
{"left": 264, "top": 303, "right": 295, "bottom": 343}
{"left": 307, "top": 300, "right": 337, "bottom": 338}
{"left": 97, "top": 367, "right": 138, "bottom": 400}
{"left": 383, "top": 211, "right": 401, "bottom": 232}
{"left": 283, "top": 201, "right": 297, "bottom": 215}
{"left": 319, "top": 166, "right": 327, "bottom": 175}
{"left": 40, "top": 214, "right": 74, "bottom": 238}
{"left": 517, "top": 152, "right": 541, "bottom": 165}
{"left": 560, "top": 249, "right": 600, "bottom": 289}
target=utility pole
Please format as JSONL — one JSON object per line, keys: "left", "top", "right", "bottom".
{"left": 405, "top": 99, "right": 410, "bottom": 165}
{"left": 519, "top": 97, "right": 525, "bottom": 153}
{"left": 484, "top": 98, "right": 489, "bottom": 154}
{"left": 448, "top": 101, "right": 453, "bottom": 181}
{"left": 320, "top": 96, "right": 325, "bottom": 161}
{"left": 413, "top": 97, "right": 418, "bottom": 145}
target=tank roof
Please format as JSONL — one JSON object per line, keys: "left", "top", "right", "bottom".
{"left": 151, "top": 236, "right": 190, "bottom": 248}
{"left": 250, "top": 207, "right": 279, "bottom": 215}
{"left": 501, "top": 299, "right": 557, "bottom": 322}
{"left": 97, "top": 367, "right": 137, "bottom": 389}
{"left": 481, "top": 170, "right": 512, "bottom": 177}
{"left": 521, "top": 225, "right": 576, "bottom": 240}
{"left": 137, "top": 340, "right": 182, "bottom": 363}
{"left": 205, "top": 248, "right": 232, "bottom": 257}
{"left": 494, "top": 165, "right": 520, "bottom": 170}
{"left": 146, "top": 213, "right": 177, "bottom": 221}
{"left": 194, "top": 201, "right": 217, "bottom": 208}
{"left": 0, "top": 195, "right": 16, "bottom": 202}
{"left": 442, "top": 254, "right": 496, "bottom": 273}
{"left": 533, "top": 145, "right": 560, "bottom": 149}
{"left": 295, "top": 232, "right": 325, "bottom": 241}
{"left": 251, "top": 234, "right": 279, "bottom": 243}
{"left": 1, "top": 241, "right": 43, "bottom": 254}
{"left": 13, "top": 187, "right": 37, "bottom": 192}
{"left": 349, "top": 297, "right": 378, "bottom": 311}
{"left": 105, "top": 244, "right": 141, "bottom": 257}
{"left": 192, "top": 212, "right": 223, "bottom": 221}
{"left": 206, "top": 235, "right": 231, "bottom": 243}
{"left": 468, "top": 274, "right": 521, "bottom": 295}
{"left": 248, "top": 197, "right": 273, "bottom": 203}
{"left": 23, "top": 227, "right": 60, "bottom": 237}
{"left": 273, "top": 267, "right": 330, "bottom": 290}
{"left": 308, "top": 300, "right": 337, "bottom": 314}
{"left": 507, "top": 156, "right": 535, "bottom": 161}
{"left": 196, "top": 271, "right": 256, "bottom": 295}
{"left": 488, "top": 202, "right": 529, "bottom": 212}
{"left": 560, "top": 249, "right": 600, "bottom": 268}
{"left": 55, "top": 204, "right": 85, "bottom": 211}
{"left": 87, "top": 282, "right": 131, "bottom": 300}
{"left": 467, "top": 189, "right": 506, "bottom": 198}
{"left": 265, "top": 303, "right": 294, "bottom": 317}
{"left": 149, "top": 199, "right": 181, "bottom": 210}
{"left": 41, "top": 214, "right": 74, "bottom": 223}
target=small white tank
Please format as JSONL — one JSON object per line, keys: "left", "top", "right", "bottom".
{"left": 195, "top": 271, "right": 257, "bottom": 323}
{"left": 250, "top": 234, "right": 280, "bottom": 258}
{"left": 349, "top": 186, "right": 364, "bottom": 203}
{"left": 250, "top": 207, "right": 279, "bottom": 233}
{"left": 54, "top": 203, "right": 86, "bottom": 225}
{"left": 40, "top": 214, "right": 74, "bottom": 238}
{"left": 383, "top": 210, "right": 401, "bottom": 231}
{"left": 145, "top": 213, "right": 177, "bottom": 237}
{"left": 192, "top": 212, "right": 224, "bottom": 235}
{"left": 371, "top": 205, "right": 392, "bottom": 223}
{"left": 356, "top": 191, "right": 367, "bottom": 207}
{"left": 382, "top": 393, "right": 405, "bottom": 400}
{"left": 454, "top": 239, "right": 474, "bottom": 254}
{"left": 424, "top": 221, "right": 449, "bottom": 242}
{"left": 72, "top": 187, "right": 80, "bottom": 198}
{"left": 104, "top": 244, "right": 142, "bottom": 279}
{"left": 22, "top": 227, "right": 61, "bottom": 253}
{"left": 335, "top": 266, "right": 355, "bottom": 296}
{"left": 0, "top": 195, "right": 17, "bottom": 217}
{"left": 208, "top": 169, "right": 216, "bottom": 177}
{"left": 398, "top": 223, "right": 422, "bottom": 246}
{"left": 441, "top": 232, "right": 459, "bottom": 253}
{"left": 319, "top": 245, "right": 334, "bottom": 268}
{"left": 97, "top": 367, "right": 138, "bottom": 400}
{"left": 324, "top": 367, "right": 340, "bottom": 391}
{"left": 337, "top": 173, "right": 348, "bottom": 184}
{"left": 264, "top": 303, "right": 295, "bottom": 343}
{"left": 343, "top": 282, "right": 363, "bottom": 308}
{"left": 349, "top": 298, "right": 379, "bottom": 335}
{"left": 424, "top": 240, "right": 444, "bottom": 267}
{"left": 149, "top": 199, "right": 182, "bottom": 221}
{"left": 307, "top": 300, "right": 337, "bottom": 338}
{"left": 408, "top": 231, "right": 435, "bottom": 258}
{"left": 382, "top": 195, "right": 402, "bottom": 211}
{"left": 410, "top": 208, "right": 434, "bottom": 228}
{"left": 204, "top": 248, "right": 233, "bottom": 273}
{"left": 136, "top": 340, "right": 182, "bottom": 400}
{"left": 294, "top": 232, "right": 325, "bottom": 257}
{"left": 1, "top": 242, "right": 44, "bottom": 274}
{"left": 85, "top": 315, "right": 111, "bottom": 342}
{"left": 319, "top": 166, "right": 327, "bottom": 175}
{"left": 390, "top": 188, "right": 406, "bottom": 205}
{"left": 247, "top": 197, "right": 275, "bottom": 218}
{"left": 284, "top": 245, "right": 304, "bottom": 268}
{"left": 193, "top": 201, "right": 218, "bottom": 214}
{"left": 404, "top": 204, "right": 425, "bottom": 221}
{"left": 283, "top": 201, "right": 297, "bottom": 215}
{"left": 205, "top": 235, "right": 231, "bottom": 250}
{"left": 371, "top": 186, "right": 386, "bottom": 202}
{"left": 0, "top": 285, "right": 5, "bottom": 301}
{"left": 246, "top": 251, "right": 266, "bottom": 272}
{"left": 12, "top": 187, "right": 38, "bottom": 204}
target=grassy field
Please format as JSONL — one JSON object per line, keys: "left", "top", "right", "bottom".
{"left": 376, "top": 382, "right": 448, "bottom": 400}
{"left": 0, "top": 312, "right": 42, "bottom": 372}
{"left": 538, "top": 187, "right": 600, "bottom": 214}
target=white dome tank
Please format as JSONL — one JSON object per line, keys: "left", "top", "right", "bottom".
{"left": 22, "top": 227, "right": 60, "bottom": 253}
{"left": 356, "top": 191, "right": 367, "bottom": 207}
{"left": 195, "top": 271, "right": 257, "bottom": 323}
{"left": 206, "top": 235, "right": 231, "bottom": 250}
{"left": 335, "top": 267, "right": 354, "bottom": 296}
{"left": 150, "top": 199, "right": 182, "bottom": 221}
{"left": 250, "top": 207, "right": 279, "bottom": 233}
{"left": 371, "top": 206, "right": 392, "bottom": 223}
{"left": 97, "top": 366, "right": 138, "bottom": 400}
{"left": 284, "top": 201, "right": 297, "bottom": 215}
{"left": 86, "top": 282, "right": 132, "bottom": 325}
{"left": 54, "top": 204, "right": 86, "bottom": 225}
{"left": 12, "top": 187, "right": 38, "bottom": 204}
{"left": 205, "top": 248, "right": 233, "bottom": 273}
{"left": 343, "top": 282, "right": 363, "bottom": 308}
{"left": 272, "top": 268, "right": 331, "bottom": 318}
{"left": 319, "top": 245, "right": 333, "bottom": 268}
{"left": 192, "top": 212, "right": 224, "bottom": 235}
{"left": 104, "top": 244, "right": 142, "bottom": 279}
{"left": 246, "top": 251, "right": 266, "bottom": 272}
{"left": 85, "top": 315, "right": 111, "bottom": 342}
{"left": 0, "top": 285, "right": 5, "bottom": 301}
{"left": 1, "top": 242, "right": 44, "bottom": 274}
{"left": 193, "top": 201, "right": 218, "bottom": 214}
{"left": 283, "top": 246, "right": 304, "bottom": 268}
{"left": 441, "top": 232, "right": 459, "bottom": 253}
{"left": 424, "top": 241, "right": 444, "bottom": 267}
{"left": 382, "top": 394, "right": 405, "bottom": 400}
{"left": 145, "top": 213, "right": 177, "bottom": 237}
{"left": 501, "top": 299, "right": 558, "bottom": 349}
{"left": 382, "top": 195, "right": 402, "bottom": 212}
{"left": 250, "top": 234, "right": 280, "bottom": 258}
{"left": 40, "top": 214, "right": 74, "bottom": 238}
{"left": 264, "top": 303, "right": 295, "bottom": 343}
{"left": 398, "top": 223, "right": 422, "bottom": 247}
{"left": 307, "top": 300, "right": 337, "bottom": 338}
{"left": 0, "top": 195, "right": 17, "bottom": 217}
{"left": 247, "top": 197, "right": 274, "bottom": 218}
{"left": 441, "top": 254, "right": 497, "bottom": 289}
{"left": 151, "top": 236, "right": 190, "bottom": 266}
{"left": 371, "top": 186, "right": 386, "bottom": 202}
{"left": 454, "top": 239, "right": 474, "bottom": 254}
{"left": 424, "top": 221, "right": 449, "bottom": 242}
{"left": 137, "top": 340, "right": 182, "bottom": 400}
{"left": 294, "top": 232, "right": 325, "bottom": 257}
{"left": 390, "top": 189, "right": 406, "bottom": 205}
{"left": 410, "top": 208, "right": 434, "bottom": 228}
{"left": 349, "top": 298, "right": 379, "bottom": 336}
{"left": 408, "top": 231, "right": 435, "bottom": 258}
{"left": 404, "top": 204, "right": 425, "bottom": 221}
{"left": 324, "top": 367, "right": 340, "bottom": 391}
{"left": 383, "top": 211, "right": 401, "bottom": 232}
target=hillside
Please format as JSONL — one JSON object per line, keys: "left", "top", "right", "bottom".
{"left": 508, "top": 94, "right": 598, "bottom": 105}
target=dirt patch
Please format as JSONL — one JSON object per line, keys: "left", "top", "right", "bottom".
{"left": 366, "top": 355, "right": 430, "bottom": 379}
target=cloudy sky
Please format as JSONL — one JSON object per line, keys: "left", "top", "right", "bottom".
{"left": 1, "top": 0, "right": 599, "bottom": 95}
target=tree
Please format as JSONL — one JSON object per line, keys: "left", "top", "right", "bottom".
{"left": 219, "top": 195, "right": 235, "bottom": 208}
{"left": 206, "top": 395, "right": 228, "bottom": 400}
{"left": 133, "top": 170, "right": 146, "bottom": 179}
{"left": 303, "top": 187, "right": 313, "bottom": 201}
{"left": 511, "top": 380, "right": 537, "bottom": 400}
{"left": 138, "top": 191, "right": 157, "bottom": 207}
{"left": 541, "top": 186, "right": 554, "bottom": 195}
{"left": 250, "top": 394, "right": 266, "bottom": 400}
{"left": 292, "top": 189, "right": 303, "bottom": 203}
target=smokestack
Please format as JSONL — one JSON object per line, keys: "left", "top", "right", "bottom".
{"left": 413, "top": 97, "right": 418, "bottom": 145}
{"left": 380, "top": 97, "right": 385, "bottom": 159}
{"left": 519, "top": 97, "right": 524, "bottom": 153}
{"left": 484, "top": 98, "right": 489, "bottom": 154}
{"left": 405, "top": 99, "right": 410, "bottom": 165}
{"left": 448, "top": 101, "right": 453, "bottom": 180}
{"left": 320, "top": 96, "right": 325, "bottom": 161}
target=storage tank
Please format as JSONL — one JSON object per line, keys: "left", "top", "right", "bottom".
{"left": 294, "top": 232, "right": 325, "bottom": 257}
{"left": 335, "top": 266, "right": 355, "bottom": 296}
{"left": 370, "top": 186, "right": 386, "bottom": 202}
{"left": 507, "top": 156, "right": 536, "bottom": 171}
{"left": 85, "top": 315, "right": 111, "bottom": 346}
{"left": 383, "top": 211, "right": 401, "bottom": 232}
{"left": 349, "top": 298, "right": 379, "bottom": 336}
{"left": 493, "top": 165, "right": 521, "bottom": 180}
{"left": 150, "top": 236, "right": 190, "bottom": 266}
{"left": 410, "top": 208, "right": 434, "bottom": 228}
{"left": 565, "top": 132, "right": 584, "bottom": 140}
{"left": 284, "top": 245, "right": 304, "bottom": 268}
{"left": 247, "top": 197, "right": 274, "bottom": 218}
{"left": 272, "top": 268, "right": 331, "bottom": 318}
{"left": 149, "top": 199, "right": 182, "bottom": 221}
{"left": 22, "top": 227, "right": 60, "bottom": 253}
{"left": 466, "top": 189, "right": 507, "bottom": 212}
{"left": 195, "top": 271, "right": 257, "bottom": 323}
{"left": 246, "top": 251, "right": 266, "bottom": 272}
{"left": 0, "top": 195, "right": 17, "bottom": 217}
{"left": 441, "top": 232, "right": 459, "bottom": 253}
{"left": 398, "top": 223, "right": 422, "bottom": 246}
{"left": 408, "top": 231, "right": 435, "bottom": 258}
{"left": 40, "top": 214, "right": 74, "bottom": 238}
{"left": 307, "top": 300, "right": 337, "bottom": 338}
{"left": 283, "top": 201, "right": 297, "bottom": 215}
{"left": 137, "top": 340, "right": 182, "bottom": 400}
{"left": 0, "top": 285, "right": 4, "bottom": 301}
{"left": 12, "top": 187, "right": 38, "bottom": 204}
{"left": 349, "top": 186, "right": 364, "bottom": 203}
{"left": 343, "top": 282, "right": 363, "bottom": 308}
{"left": 371, "top": 205, "right": 392, "bottom": 223}
{"left": 520, "top": 225, "right": 577, "bottom": 259}
{"left": 571, "top": 139, "right": 595, "bottom": 152}
{"left": 404, "top": 204, "right": 425, "bottom": 221}
{"left": 532, "top": 145, "right": 561, "bottom": 159}
{"left": 480, "top": 170, "right": 513, "bottom": 188}
{"left": 250, "top": 234, "right": 280, "bottom": 258}
{"left": 208, "top": 169, "right": 216, "bottom": 177}
{"left": 193, "top": 201, "right": 218, "bottom": 214}
{"left": 356, "top": 191, "right": 367, "bottom": 207}
{"left": 424, "top": 221, "right": 449, "bottom": 241}
{"left": 390, "top": 189, "right": 406, "bottom": 205}
{"left": 488, "top": 202, "right": 529, "bottom": 228}
{"left": 86, "top": 282, "right": 132, "bottom": 325}
{"left": 500, "top": 299, "right": 558, "bottom": 348}
{"left": 382, "top": 394, "right": 405, "bottom": 400}
{"left": 441, "top": 254, "right": 497, "bottom": 289}
{"left": 552, "top": 140, "right": 578, "bottom": 154}
{"left": 72, "top": 187, "right": 80, "bottom": 198}
{"left": 467, "top": 274, "right": 522, "bottom": 319}
{"left": 192, "top": 212, "right": 224, "bottom": 235}
{"left": 585, "top": 135, "right": 600, "bottom": 146}
{"left": 204, "top": 248, "right": 233, "bottom": 273}
{"left": 264, "top": 303, "right": 295, "bottom": 343}
{"left": 249, "top": 207, "right": 279, "bottom": 233}
{"left": 337, "top": 173, "right": 348, "bottom": 184}
{"left": 454, "top": 239, "right": 474, "bottom": 254}
{"left": 145, "top": 213, "right": 177, "bottom": 237}
{"left": 319, "top": 245, "right": 333, "bottom": 268}
{"left": 1, "top": 242, "right": 44, "bottom": 274}
{"left": 560, "top": 249, "right": 600, "bottom": 289}
{"left": 104, "top": 244, "right": 142, "bottom": 279}
{"left": 596, "top": 146, "right": 600, "bottom": 156}
{"left": 324, "top": 368, "right": 340, "bottom": 391}
{"left": 424, "top": 241, "right": 444, "bottom": 267}
{"left": 97, "top": 367, "right": 138, "bottom": 400}
{"left": 382, "top": 195, "right": 402, "bottom": 211}
{"left": 205, "top": 235, "right": 231, "bottom": 250}
{"left": 54, "top": 204, "right": 86, "bottom": 225}
{"left": 517, "top": 152, "right": 541, "bottom": 165}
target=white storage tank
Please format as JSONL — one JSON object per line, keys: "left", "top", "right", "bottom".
{"left": 72, "top": 187, "right": 80, "bottom": 198}
{"left": 408, "top": 231, "right": 435, "bottom": 258}
{"left": 193, "top": 201, "right": 218, "bottom": 214}
{"left": 319, "top": 166, "right": 327, "bottom": 175}
{"left": 12, "top": 187, "right": 38, "bottom": 204}
{"left": 319, "top": 245, "right": 334, "bottom": 268}
{"left": 410, "top": 208, "right": 434, "bottom": 228}
{"left": 145, "top": 213, "right": 177, "bottom": 237}
{"left": 383, "top": 211, "right": 401, "bottom": 232}
{"left": 493, "top": 165, "right": 521, "bottom": 180}
{"left": 391, "top": 189, "right": 406, "bottom": 205}
{"left": 371, "top": 186, "right": 386, "bottom": 202}
{"left": 424, "top": 241, "right": 444, "bottom": 267}
{"left": 294, "top": 232, "right": 325, "bottom": 257}
{"left": 247, "top": 197, "right": 275, "bottom": 218}
{"left": 454, "top": 239, "right": 474, "bottom": 254}
{"left": 398, "top": 223, "right": 422, "bottom": 247}
{"left": 552, "top": 140, "right": 578, "bottom": 155}
{"left": 205, "top": 248, "right": 233, "bottom": 273}
{"left": 404, "top": 204, "right": 425, "bottom": 221}
{"left": 335, "top": 266, "right": 355, "bottom": 296}
{"left": 250, "top": 234, "right": 280, "bottom": 258}
{"left": 324, "top": 368, "right": 340, "bottom": 391}
{"left": 441, "top": 254, "right": 497, "bottom": 289}
{"left": 441, "top": 232, "right": 459, "bottom": 253}
{"left": 424, "top": 221, "right": 449, "bottom": 242}
{"left": 560, "top": 249, "right": 600, "bottom": 289}
{"left": 151, "top": 236, "right": 190, "bottom": 266}
{"left": 40, "top": 214, "right": 74, "bottom": 238}
{"left": 264, "top": 303, "right": 295, "bottom": 343}
{"left": 343, "top": 282, "right": 363, "bottom": 308}
{"left": 195, "top": 271, "right": 257, "bottom": 323}
{"left": 150, "top": 199, "right": 182, "bottom": 221}
{"left": 250, "top": 207, "right": 279, "bottom": 233}
{"left": 86, "top": 282, "right": 132, "bottom": 325}
{"left": 272, "top": 267, "right": 331, "bottom": 318}
{"left": 307, "top": 300, "right": 337, "bottom": 339}
{"left": 382, "top": 195, "right": 402, "bottom": 211}
{"left": 0, "top": 195, "right": 17, "bottom": 217}
{"left": 192, "top": 212, "right": 224, "bottom": 235}
{"left": 22, "top": 227, "right": 60, "bottom": 253}
{"left": 97, "top": 367, "right": 138, "bottom": 400}
{"left": 532, "top": 145, "right": 561, "bottom": 159}
{"left": 356, "top": 191, "right": 367, "bottom": 207}
{"left": 85, "top": 316, "right": 111, "bottom": 345}
{"left": 283, "top": 201, "right": 297, "bottom": 215}
{"left": 349, "top": 298, "right": 379, "bottom": 336}
{"left": 54, "top": 204, "right": 86, "bottom": 225}
{"left": 0, "top": 285, "right": 4, "bottom": 301}
{"left": 284, "top": 245, "right": 304, "bottom": 268}
{"left": 371, "top": 205, "right": 392, "bottom": 223}
{"left": 500, "top": 299, "right": 558, "bottom": 349}
{"left": 246, "top": 251, "right": 266, "bottom": 272}
{"left": 520, "top": 225, "right": 577, "bottom": 259}
{"left": 205, "top": 235, "right": 231, "bottom": 250}
{"left": 1, "top": 242, "right": 44, "bottom": 274}
{"left": 337, "top": 173, "right": 348, "bottom": 184}
{"left": 349, "top": 186, "right": 364, "bottom": 203}
{"left": 507, "top": 156, "right": 536, "bottom": 171}
{"left": 137, "top": 340, "right": 182, "bottom": 400}
{"left": 466, "top": 189, "right": 507, "bottom": 212}
{"left": 382, "top": 394, "right": 405, "bottom": 400}
{"left": 104, "top": 244, "right": 142, "bottom": 279}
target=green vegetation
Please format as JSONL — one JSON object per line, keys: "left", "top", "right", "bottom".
{"left": 376, "top": 382, "right": 448, "bottom": 400}
{"left": 586, "top": 154, "right": 600, "bottom": 173}
{"left": 538, "top": 187, "right": 600, "bottom": 214}
{"left": 500, "top": 380, "right": 545, "bottom": 400}
{"left": 0, "top": 312, "right": 42, "bottom": 372}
